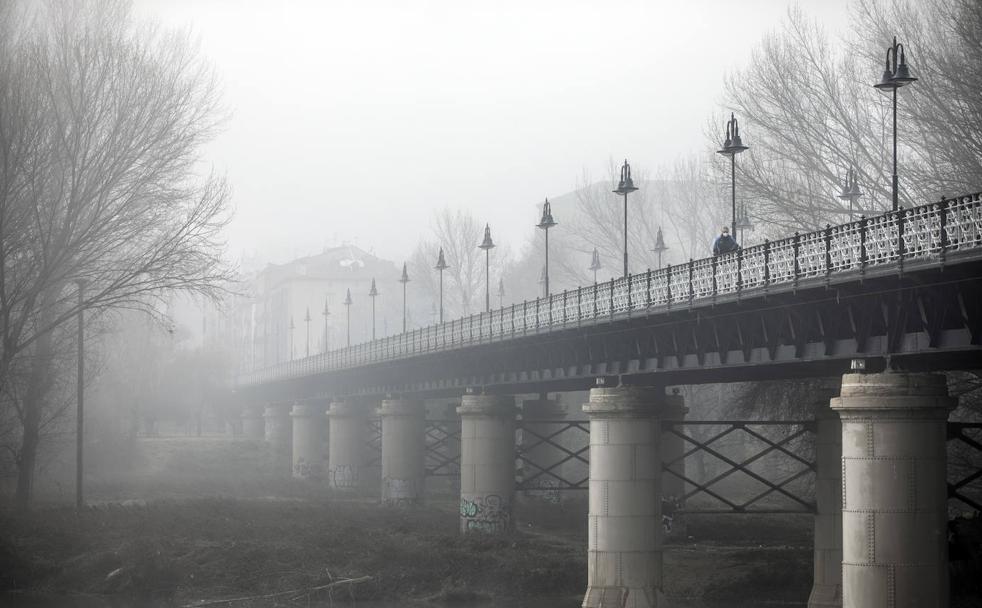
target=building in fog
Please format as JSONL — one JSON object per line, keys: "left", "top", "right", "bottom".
{"left": 244, "top": 244, "right": 400, "bottom": 369}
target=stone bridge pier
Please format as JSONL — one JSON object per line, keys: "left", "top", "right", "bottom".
{"left": 327, "top": 399, "right": 369, "bottom": 490}
{"left": 832, "top": 371, "right": 955, "bottom": 608}
{"left": 458, "top": 393, "right": 517, "bottom": 534}
{"left": 379, "top": 397, "right": 426, "bottom": 505}
{"left": 241, "top": 403, "right": 265, "bottom": 439}
{"left": 583, "top": 385, "right": 669, "bottom": 608}
{"left": 291, "top": 401, "right": 326, "bottom": 480}
{"left": 263, "top": 403, "right": 293, "bottom": 475}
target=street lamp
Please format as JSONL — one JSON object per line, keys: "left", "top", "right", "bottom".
{"left": 435, "top": 247, "right": 448, "bottom": 324}
{"left": 838, "top": 165, "right": 864, "bottom": 220}
{"left": 717, "top": 112, "right": 749, "bottom": 237}
{"left": 304, "top": 307, "right": 311, "bottom": 357}
{"left": 399, "top": 262, "right": 410, "bottom": 333}
{"left": 538, "top": 265, "right": 547, "bottom": 298}
{"left": 651, "top": 227, "right": 668, "bottom": 270}
{"left": 321, "top": 298, "right": 330, "bottom": 353}
{"left": 344, "top": 288, "right": 352, "bottom": 347}
{"left": 735, "top": 204, "right": 754, "bottom": 245}
{"left": 613, "top": 159, "right": 639, "bottom": 277}
{"left": 368, "top": 278, "right": 379, "bottom": 340}
{"left": 75, "top": 279, "right": 86, "bottom": 511}
{"left": 589, "top": 248, "right": 601, "bottom": 284}
{"left": 478, "top": 223, "right": 495, "bottom": 313}
{"left": 289, "top": 315, "right": 295, "bottom": 359}
{"left": 498, "top": 277, "right": 505, "bottom": 308}
{"left": 536, "top": 198, "right": 557, "bottom": 297}
{"left": 873, "top": 36, "right": 917, "bottom": 211}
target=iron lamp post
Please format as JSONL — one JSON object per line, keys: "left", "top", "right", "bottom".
{"left": 478, "top": 224, "right": 495, "bottom": 313}
{"left": 289, "top": 315, "right": 295, "bottom": 360}
{"left": 873, "top": 36, "right": 917, "bottom": 211}
{"left": 613, "top": 160, "right": 639, "bottom": 277}
{"left": 369, "top": 278, "right": 379, "bottom": 340}
{"left": 735, "top": 204, "right": 754, "bottom": 245}
{"left": 435, "top": 248, "right": 448, "bottom": 324}
{"left": 717, "top": 112, "right": 749, "bottom": 237}
{"left": 304, "top": 307, "right": 311, "bottom": 357}
{"left": 536, "top": 198, "right": 557, "bottom": 297}
{"left": 321, "top": 299, "right": 330, "bottom": 353}
{"left": 399, "top": 263, "right": 410, "bottom": 332}
{"left": 589, "top": 248, "right": 601, "bottom": 284}
{"left": 652, "top": 227, "right": 667, "bottom": 270}
{"left": 838, "top": 165, "right": 864, "bottom": 220}
{"left": 344, "top": 288, "right": 352, "bottom": 347}
{"left": 498, "top": 277, "right": 505, "bottom": 308}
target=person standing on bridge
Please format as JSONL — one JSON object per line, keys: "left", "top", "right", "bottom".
{"left": 712, "top": 226, "right": 740, "bottom": 256}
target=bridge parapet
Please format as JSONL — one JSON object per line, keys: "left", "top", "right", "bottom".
{"left": 239, "top": 192, "right": 981, "bottom": 387}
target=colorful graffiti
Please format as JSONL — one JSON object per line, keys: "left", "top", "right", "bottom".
{"left": 459, "top": 494, "right": 511, "bottom": 534}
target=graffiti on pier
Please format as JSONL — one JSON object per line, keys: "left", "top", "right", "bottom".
{"left": 383, "top": 477, "right": 420, "bottom": 506}
{"left": 460, "top": 494, "right": 511, "bottom": 533}
{"left": 329, "top": 464, "right": 357, "bottom": 488}
{"left": 293, "top": 457, "right": 323, "bottom": 480}
{"left": 523, "top": 478, "right": 561, "bottom": 503}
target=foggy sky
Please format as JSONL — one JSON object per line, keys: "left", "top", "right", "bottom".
{"left": 133, "top": 0, "right": 852, "bottom": 268}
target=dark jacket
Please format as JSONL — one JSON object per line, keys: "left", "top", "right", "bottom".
{"left": 712, "top": 233, "right": 739, "bottom": 256}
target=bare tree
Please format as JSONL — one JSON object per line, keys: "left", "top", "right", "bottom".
{"left": 721, "top": 1, "right": 982, "bottom": 234}
{"left": 0, "top": 0, "right": 233, "bottom": 507}
{"left": 408, "top": 208, "right": 508, "bottom": 321}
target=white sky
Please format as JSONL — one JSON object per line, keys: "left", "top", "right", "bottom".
{"left": 132, "top": 0, "right": 853, "bottom": 266}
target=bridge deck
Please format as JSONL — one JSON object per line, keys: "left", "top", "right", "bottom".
{"left": 238, "top": 192, "right": 982, "bottom": 398}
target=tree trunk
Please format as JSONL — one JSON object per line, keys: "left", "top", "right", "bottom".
{"left": 14, "top": 321, "right": 55, "bottom": 510}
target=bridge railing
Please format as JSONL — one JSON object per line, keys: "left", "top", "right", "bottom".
{"left": 239, "top": 192, "right": 982, "bottom": 386}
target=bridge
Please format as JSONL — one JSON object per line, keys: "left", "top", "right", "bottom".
{"left": 235, "top": 192, "right": 982, "bottom": 608}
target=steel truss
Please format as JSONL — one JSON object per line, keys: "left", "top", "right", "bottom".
{"left": 948, "top": 422, "right": 982, "bottom": 511}
{"left": 514, "top": 419, "right": 590, "bottom": 491}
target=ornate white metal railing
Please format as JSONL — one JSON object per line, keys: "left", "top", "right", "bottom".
{"left": 239, "top": 192, "right": 982, "bottom": 386}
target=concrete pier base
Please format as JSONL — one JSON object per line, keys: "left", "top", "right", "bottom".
{"left": 242, "top": 404, "right": 265, "bottom": 439}
{"left": 521, "top": 396, "right": 566, "bottom": 503}
{"left": 582, "top": 385, "right": 667, "bottom": 608}
{"left": 660, "top": 389, "right": 686, "bottom": 541}
{"left": 832, "top": 372, "right": 955, "bottom": 608}
{"left": 380, "top": 398, "right": 426, "bottom": 505}
{"left": 327, "top": 399, "right": 369, "bottom": 490}
{"left": 263, "top": 403, "right": 293, "bottom": 476}
{"left": 458, "top": 394, "right": 516, "bottom": 534}
{"left": 808, "top": 382, "right": 843, "bottom": 608}
{"left": 291, "top": 402, "right": 326, "bottom": 480}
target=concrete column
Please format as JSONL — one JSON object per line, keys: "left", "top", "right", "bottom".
{"left": 809, "top": 383, "right": 844, "bottom": 608}
{"left": 379, "top": 398, "right": 426, "bottom": 505}
{"left": 832, "top": 372, "right": 955, "bottom": 608}
{"left": 457, "top": 393, "right": 517, "bottom": 534}
{"left": 242, "top": 404, "right": 265, "bottom": 439}
{"left": 521, "top": 396, "right": 566, "bottom": 502}
{"left": 327, "top": 399, "right": 368, "bottom": 490}
{"left": 660, "top": 389, "right": 687, "bottom": 542}
{"left": 582, "top": 385, "right": 666, "bottom": 608}
{"left": 263, "top": 403, "right": 293, "bottom": 475}
{"left": 291, "top": 402, "right": 326, "bottom": 480}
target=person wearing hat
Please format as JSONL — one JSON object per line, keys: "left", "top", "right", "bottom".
{"left": 712, "top": 226, "right": 739, "bottom": 256}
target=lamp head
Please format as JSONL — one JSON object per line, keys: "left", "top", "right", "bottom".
{"left": 652, "top": 226, "right": 667, "bottom": 254}
{"left": 479, "top": 223, "right": 496, "bottom": 250}
{"left": 344, "top": 288, "right": 352, "bottom": 306}
{"left": 435, "top": 247, "right": 448, "bottom": 271}
{"left": 613, "top": 159, "right": 639, "bottom": 195}
{"left": 399, "top": 262, "right": 410, "bottom": 284}
{"left": 368, "top": 278, "right": 378, "bottom": 297}
{"left": 537, "top": 198, "right": 557, "bottom": 230}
